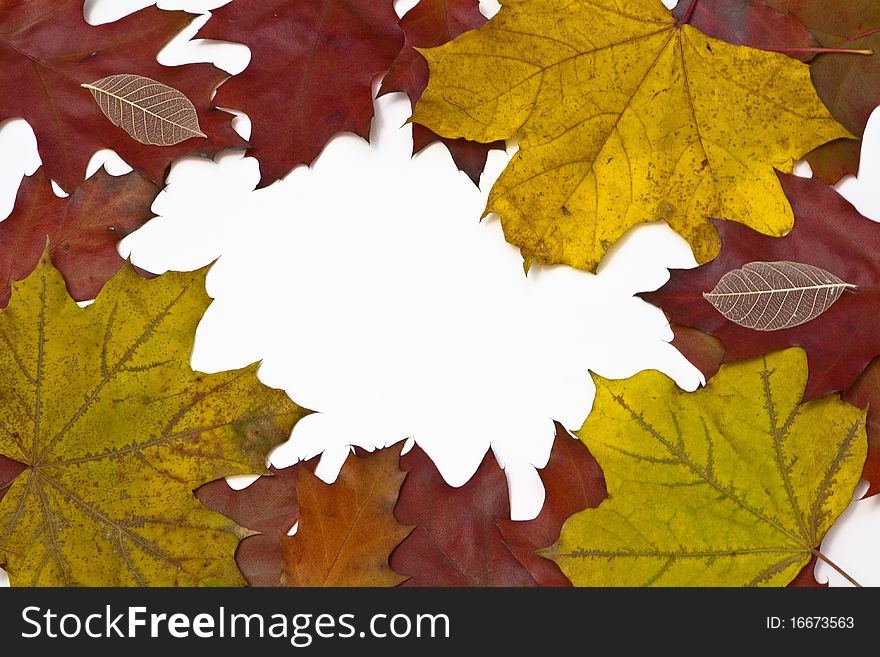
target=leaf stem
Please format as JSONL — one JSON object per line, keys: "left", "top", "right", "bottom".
{"left": 770, "top": 46, "right": 873, "bottom": 56}
{"left": 811, "top": 549, "right": 863, "bottom": 587}
{"left": 679, "top": 0, "right": 699, "bottom": 26}
{"left": 844, "top": 26, "right": 880, "bottom": 43}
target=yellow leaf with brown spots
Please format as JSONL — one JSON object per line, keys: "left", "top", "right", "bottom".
{"left": 544, "top": 349, "right": 866, "bottom": 586}
{"left": 0, "top": 254, "right": 306, "bottom": 586}
{"left": 413, "top": 0, "right": 849, "bottom": 270}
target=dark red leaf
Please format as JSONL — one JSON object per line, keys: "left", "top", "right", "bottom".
{"left": 788, "top": 554, "right": 827, "bottom": 588}
{"left": 766, "top": 1, "right": 880, "bottom": 138}
{"left": 0, "top": 167, "right": 159, "bottom": 307}
{"left": 391, "top": 446, "right": 534, "bottom": 586}
{"left": 496, "top": 424, "right": 607, "bottom": 587}
{"left": 199, "top": 0, "right": 404, "bottom": 186}
{"left": 843, "top": 358, "right": 880, "bottom": 498}
{"left": 643, "top": 172, "right": 880, "bottom": 402}
{"left": 379, "top": 0, "right": 503, "bottom": 184}
{"left": 0, "top": 455, "right": 27, "bottom": 505}
{"left": 670, "top": 325, "right": 725, "bottom": 382}
{"left": 411, "top": 124, "right": 500, "bottom": 186}
{"left": 805, "top": 138, "right": 862, "bottom": 185}
{"left": 391, "top": 428, "right": 606, "bottom": 586}
{"left": 0, "top": 0, "right": 242, "bottom": 191}
{"left": 675, "top": 0, "right": 818, "bottom": 61}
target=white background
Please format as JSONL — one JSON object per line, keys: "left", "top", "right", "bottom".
{"left": 0, "top": 0, "right": 878, "bottom": 587}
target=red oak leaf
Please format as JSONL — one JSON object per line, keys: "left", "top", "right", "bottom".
{"left": 379, "top": 0, "right": 504, "bottom": 185}
{"left": 496, "top": 425, "right": 607, "bottom": 587}
{"left": 643, "top": 172, "right": 880, "bottom": 402}
{"left": 0, "top": 0, "right": 242, "bottom": 192}
{"left": 198, "top": 0, "right": 404, "bottom": 186}
{"left": 0, "top": 167, "right": 159, "bottom": 307}
{"left": 390, "top": 445, "right": 534, "bottom": 586}
{"left": 391, "top": 427, "right": 606, "bottom": 586}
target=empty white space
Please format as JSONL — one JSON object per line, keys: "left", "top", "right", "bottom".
{"left": 0, "top": 0, "right": 877, "bottom": 587}
{"left": 121, "top": 92, "right": 702, "bottom": 517}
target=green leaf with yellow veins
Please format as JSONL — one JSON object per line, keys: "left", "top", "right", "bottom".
{"left": 413, "top": 0, "right": 850, "bottom": 271}
{"left": 544, "top": 348, "right": 866, "bottom": 586}
{"left": 0, "top": 254, "right": 306, "bottom": 586}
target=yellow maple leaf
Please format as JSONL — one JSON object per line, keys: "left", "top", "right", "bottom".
{"left": 544, "top": 348, "right": 866, "bottom": 586}
{"left": 413, "top": 0, "right": 850, "bottom": 270}
{"left": 0, "top": 254, "right": 306, "bottom": 586}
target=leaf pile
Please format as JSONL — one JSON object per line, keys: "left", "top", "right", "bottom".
{"left": 2, "top": 0, "right": 878, "bottom": 588}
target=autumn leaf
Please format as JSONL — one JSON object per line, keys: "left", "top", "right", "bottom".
{"left": 701, "top": 261, "right": 855, "bottom": 331}
{"left": 0, "top": 456, "right": 26, "bottom": 507}
{"left": 196, "top": 458, "right": 317, "bottom": 587}
{"left": 379, "top": 0, "right": 504, "bottom": 184}
{"left": 0, "top": 167, "right": 158, "bottom": 308}
{"left": 280, "top": 447, "right": 410, "bottom": 587}
{"left": 390, "top": 446, "right": 533, "bottom": 586}
{"left": 390, "top": 431, "right": 605, "bottom": 587}
{"left": 495, "top": 424, "right": 607, "bottom": 587}
{"left": 83, "top": 74, "right": 207, "bottom": 146}
{"left": 0, "top": 0, "right": 242, "bottom": 192}
{"left": 544, "top": 349, "right": 866, "bottom": 587}
{"left": 0, "top": 255, "right": 305, "bottom": 586}
{"left": 679, "top": 0, "right": 878, "bottom": 184}
{"left": 673, "top": 0, "right": 819, "bottom": 62}
{"left": 198, "top": 0, "right": 404, "bottom": 186}
{"left": 802, "top": 139, "right": 864, "bottom": 186}
{"left": 669, "top": 325, "right": 725, "bottom": 383}
{"left": 842, "top": 360, "right": 880, "bottom": 498}
{"left": 765, "top": 0, "right": 880, "bottom": 183}
{"left": 643, "top": 172, "right": 880, "bottom": 401}
{"left": 412, "top": 0, "right": 848, "bottom": 271}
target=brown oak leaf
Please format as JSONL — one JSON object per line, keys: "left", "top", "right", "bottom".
{"left": 281, "top": 447, "right": 410, "bottom": 587}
